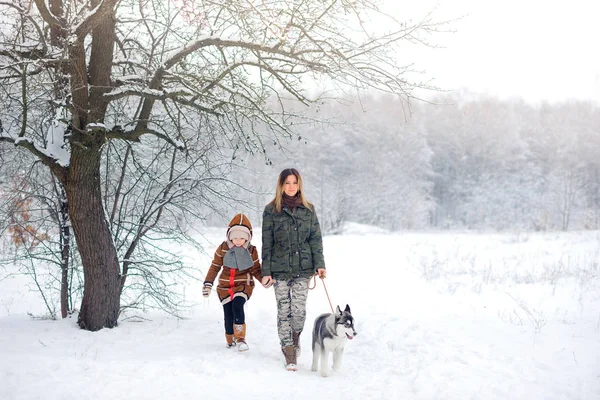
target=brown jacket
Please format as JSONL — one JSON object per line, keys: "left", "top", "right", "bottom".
{"left": 203, "top": 214, "right": 263, "bottom": 304}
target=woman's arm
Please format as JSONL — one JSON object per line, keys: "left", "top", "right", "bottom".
{"left": 261, "top": 207, "right": 274, "bottom": 277}
{"left": 308, "top": 207, "right": 326, "bottom": 271}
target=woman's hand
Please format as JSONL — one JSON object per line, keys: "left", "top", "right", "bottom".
{"left": 262, "top": 276, "right": 274, "bottom": 288}
{"left": 317, "top": 268, "right": 326, "bottom": 279}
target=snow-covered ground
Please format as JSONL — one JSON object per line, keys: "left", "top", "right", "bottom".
{"left": 1, "top": 224, "right": 599, "bottom": 400}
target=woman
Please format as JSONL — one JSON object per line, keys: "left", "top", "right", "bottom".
{"left": 261, "top": 168, "right": 326, "bottom": 371}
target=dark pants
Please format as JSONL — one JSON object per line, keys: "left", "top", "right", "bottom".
{"left": 223, "top": 296, "right": 246, "bottom": 334}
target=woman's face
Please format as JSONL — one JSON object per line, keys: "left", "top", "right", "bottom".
{"left": 283, "top": 174, "right": 299, "bottom": 197}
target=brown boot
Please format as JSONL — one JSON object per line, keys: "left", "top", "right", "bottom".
{"left": 234, "top": 324, "right": 249, "bottom": 352}
{"left": 282, "top": 345, "right": 297, "bottom": 371}
{"left": 225, "top": 333, "right": 235, "bottom": 349}
{"left": 292, "top": 331, "right": 301, "bottom": 358}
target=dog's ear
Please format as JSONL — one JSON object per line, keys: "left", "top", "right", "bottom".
{"left": 344, "top": 304, "right": 351, "bottom": 313}
{"left": 336, "top": 305, "right": 342, "bottom": 316}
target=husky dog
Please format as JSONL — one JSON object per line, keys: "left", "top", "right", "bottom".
{"left": 311, "top": 304, "right": 357, "bottom": 377}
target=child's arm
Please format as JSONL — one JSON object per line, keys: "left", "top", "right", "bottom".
{"left": 203, "top": 243, "right": 225, "bottom": 296}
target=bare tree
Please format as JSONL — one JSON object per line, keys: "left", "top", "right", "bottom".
{"left": 0, "top": 0, "right": 446, "bottom": 330}
{"left": 0, "top": 163, "right": 79, "bottom": 319}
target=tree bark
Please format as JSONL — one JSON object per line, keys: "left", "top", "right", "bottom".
{"left": 65, "top": 144, "right": 120, "bottom": 330}
{"left": 59, "top": 186, "right": 70, "bottom": 319}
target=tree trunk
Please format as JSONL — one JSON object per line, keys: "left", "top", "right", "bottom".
{"left": 59, "top": 186, "right": 70, "bottom": 319}
{"left": 65, "top": 145, "right": 120, "bottom": 331}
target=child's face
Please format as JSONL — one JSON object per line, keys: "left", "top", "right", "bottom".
{"left": 232, "top": 237, "right": 247, "bottom": 247}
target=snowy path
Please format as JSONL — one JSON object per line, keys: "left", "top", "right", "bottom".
{"left": 1, "top": 228, "right": 599, "bottom": 399}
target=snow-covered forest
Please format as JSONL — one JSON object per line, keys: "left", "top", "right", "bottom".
{"left": 4, "top": 0, "right": 455, "bottom": 328}
{"left": 0, "top": 2, "right": 599, "bottom": 397}
{"left": 221, "top": 93, "right": 600, "bottom": 233}
{"left": 0, "top": 0, "right": 598, "bottom": 336}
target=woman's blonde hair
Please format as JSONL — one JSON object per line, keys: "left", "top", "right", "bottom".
{"left": 271, "top": 168, "right": 312, "bottom": 213}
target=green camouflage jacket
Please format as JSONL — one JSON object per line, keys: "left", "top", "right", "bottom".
{"left": 261, "top": 202, "right": 325, "bottom": 280}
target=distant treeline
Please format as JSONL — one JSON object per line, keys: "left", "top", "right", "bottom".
{"left": 229, "top": 92, "right": 600, "bottom": 232}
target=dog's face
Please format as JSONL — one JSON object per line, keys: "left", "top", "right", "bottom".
{"left": 335, "top": 304, "right": 357, "bottom": 340}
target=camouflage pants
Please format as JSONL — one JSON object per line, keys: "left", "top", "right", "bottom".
{"left": 273, "top": 277, "right": 309, "bottom": 348}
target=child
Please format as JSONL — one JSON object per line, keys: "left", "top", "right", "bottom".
{"left": 203, "top": 213, "right": 263, "bottom": 352}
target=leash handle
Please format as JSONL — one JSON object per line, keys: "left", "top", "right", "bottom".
{"left": 308, "top": 274, "right": 318, "bottom": 290}
{"left": 308, "top": 273, "right": 334, "bottom": 314}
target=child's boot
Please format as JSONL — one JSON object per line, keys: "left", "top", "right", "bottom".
{"left": 225, "top": 333, "right": 236, "bottom": 349}
{"left": 234, "top": 323, "right": 249, "bottom": 352}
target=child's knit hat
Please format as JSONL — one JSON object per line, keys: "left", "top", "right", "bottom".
{"left": 228, "top": 225, "right": 251, "bottom": 241}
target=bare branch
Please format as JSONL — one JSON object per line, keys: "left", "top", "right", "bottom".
{"left": 32, "top": 0, "right": 62, "bottom": 29}
{"left": 73, "top": 0, "right": 120, "bottom": 39}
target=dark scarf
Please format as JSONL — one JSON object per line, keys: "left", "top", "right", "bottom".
{"left": 282, "top": 193, "right": 302, "bottom": 210}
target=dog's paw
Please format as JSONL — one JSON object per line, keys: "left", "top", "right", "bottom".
{"left": 320, "top": 371, "right": 329, "bottom": 378}
{"left": 311, "top": 366, "right": 317, "bottom": 372}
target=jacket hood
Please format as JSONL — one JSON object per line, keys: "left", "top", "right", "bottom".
{"left": 227, "top": 213, "right": 253, "bottom": 238}
{"left": 228, "top": 213, "right": 252, "bottom": 230}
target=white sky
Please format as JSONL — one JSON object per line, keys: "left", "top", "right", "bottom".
{"left": 391, "top": 0, "right": 600, "bottom": 104}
